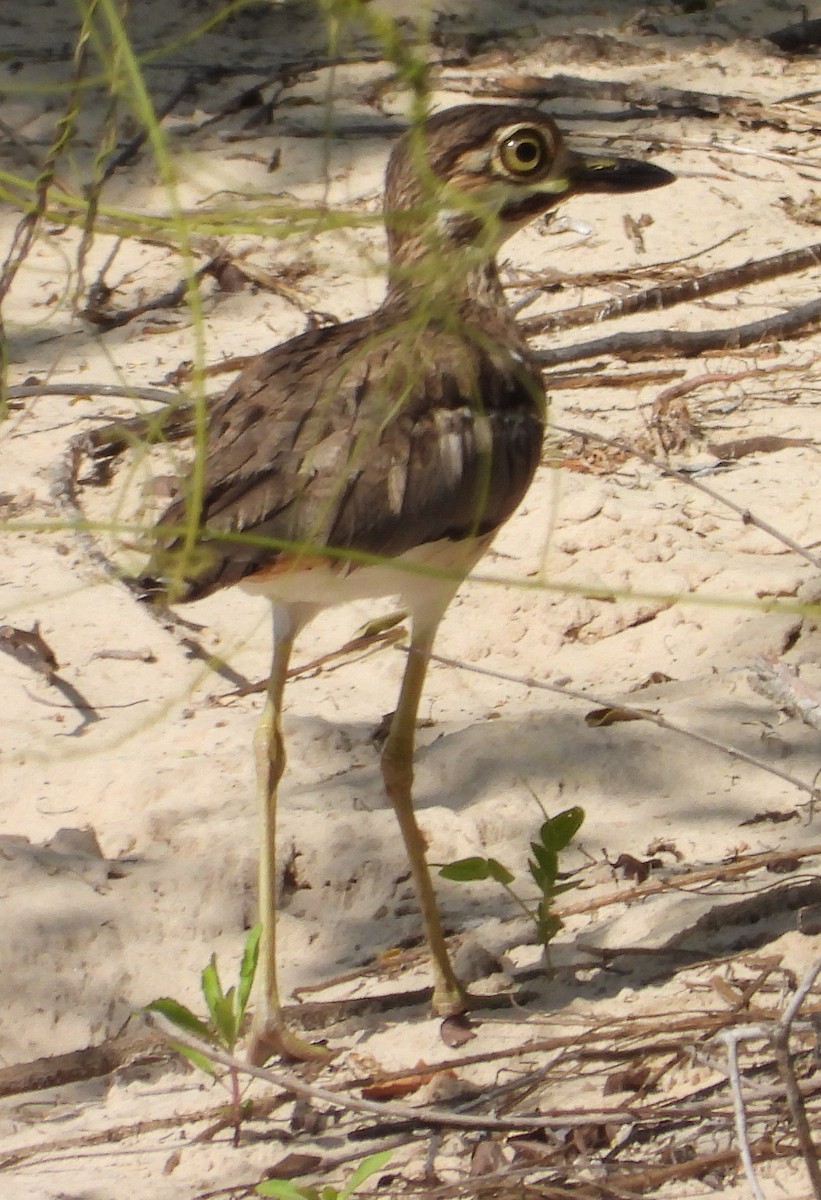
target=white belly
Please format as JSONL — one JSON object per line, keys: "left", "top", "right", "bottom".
{"left": 238, "top": 534, "right": 493, "bottom": 614}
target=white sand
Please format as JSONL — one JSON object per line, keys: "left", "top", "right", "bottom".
{"left": 1, "top": 1, "right": 820, "bottom": 1195}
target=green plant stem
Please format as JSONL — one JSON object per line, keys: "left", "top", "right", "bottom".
{"left": 499, "top": 881, "right": 540, "bottom": 926}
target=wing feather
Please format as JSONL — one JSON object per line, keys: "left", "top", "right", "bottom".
{"left": 146, "top": 306, "right": 545, "bottom": 599}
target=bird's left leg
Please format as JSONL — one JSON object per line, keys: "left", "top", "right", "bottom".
{"left": 381, "top": 606, "right": 469, "bottom": 1017}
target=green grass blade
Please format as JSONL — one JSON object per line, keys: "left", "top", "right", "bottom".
{"left": 257, "top": 1181, "right": 318, "bottom": 1199}
{"left": 339, "top": 1150, "right": 394, "bottom": 1199}
{"left": 214, "top": 986, "right": 238, "bottom": 1048}
{"left": 529, "top": 843, "right": 558, "bottom": 887}
{"left": 201, "top": 954, "right": 225, "bottom": 1027}
{"left": 145, "top": 997, "right": 215, "bottom": 1044}
{"left": 236, "top": 924, "right": 262, "bottom": 1023}
{"left": 170, "top": 1041, "right": 217, "bottom": 1077}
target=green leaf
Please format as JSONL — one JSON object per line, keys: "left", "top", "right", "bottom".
{"left": 257, "top": 1182, "right": 318, "bottom": 1200}
{"left": 539, "top": 807, "right": 585, "bottom": 852}
{"left": 171, "top": 1041, "right": 217, "bottom": 1077}
{"left": 529, "top": 861, "right": 553, "bottom": 894}
{"left": 537, "top": 911, "right": 563, "bottom": 945}
{"left": 485, "top": 857, "right": 515, "bottom": 886}
{"left": 202, "top": 955, "right": 225, "bottom": 1027}
{"left": 550, "top": 879, "right": 580, "bottom": 897}
{"left": 145, "top": 997, "right": 216, "bottom": 1044}
{"left": 439, "top": 856, "right": 492, "bottom": 882}
{"left": 529, "top": 843, "right": 558, "bottom": 887}
{"left": 212, "top": 987, "right": 238, "bottom": 1049}
{"left": 321, "top": 1189, "right": 338, "bottom": 1200}
{"left": 339, "top": 1150, "right": 394, "bottom": 1200}
{"left": 237, "top": 924, "right": 262, "bottom": 1023}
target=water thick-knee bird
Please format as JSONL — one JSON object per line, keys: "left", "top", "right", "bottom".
{"left": 139, "top": 104, "right": 673, "bottom": 1063}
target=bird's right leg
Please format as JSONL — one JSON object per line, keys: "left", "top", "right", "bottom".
{"left": 248, "top": 606, "right": 330, "bottom": 1065}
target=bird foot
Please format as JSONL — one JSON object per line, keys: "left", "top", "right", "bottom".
{"left": 247, "top": 1021, "right": 334, "bottom": 1066}
{"left": 431, "top": 978, "right": 471, "bottom": 1017}
{"left": 432, "top": 969, "right": 496, "bottom": 1017}
{"left": 432, "top": 979, "right": 517, "bottom": 1017}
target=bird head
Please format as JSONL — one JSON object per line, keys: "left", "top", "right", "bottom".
{"left": 384, "top": 104, "right": 674, "bottom": 268}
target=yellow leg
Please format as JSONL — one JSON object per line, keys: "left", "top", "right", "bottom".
{"left": 381, "top": 621, "right": 468, "bottom": 1016}
{"left": 248, "top": 621, "right": 330, "bottom": 1065}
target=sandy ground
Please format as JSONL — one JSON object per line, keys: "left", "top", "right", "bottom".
{"left": 2, "top": 0, "right": 821, "bottom": 1196}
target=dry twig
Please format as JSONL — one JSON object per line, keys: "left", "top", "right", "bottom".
{"left": 534, "top": 295, "right": 821, "bottom": 366}
{"left": 748, "top": 657, "right": 821, "bottom": 734}
{"left": 523, "top": 242, "right": 821, "bottom": 337}
{"left": 716, "top": 957, "right": 821, "bottom": 1200}
{"left": 771, "top": 958, "right": 821, "bottom": 1199}
{"left": 425, "top": 649, "right": 821, "bottom": 805}
{"left": 719, "top": 1026, "right": 768, "bottom": 1200}
{"left": 444, "top": 70, "right": 821, "bottom": 132}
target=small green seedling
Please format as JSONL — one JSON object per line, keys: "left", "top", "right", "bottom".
{"left": 258, "top": 1149, "right": 394, "bottom": 1200}
{"left": 146, "top": 924, "right": 261, "bottom": 1142}
{"left": 439, "top": 806, "right": 585, "bottom": 960}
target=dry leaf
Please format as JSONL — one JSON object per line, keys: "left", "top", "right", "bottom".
{"left": 263, "top": 1153, "right": 323, "bottom": 1179}
{"left": 706, "top": 435, "right": 813, "bottom": 460}
{"left": 739, "top": 809, "right": 798, "bottom": 827}
{"left": 767, "top": 855, "right": 800, "bottom": 874}
{"left": 470, "top": 1138, "right": 505, "bottom": 1176}
{"left": 603, "top": 1065, "right": 651, "bottom": 1095}
{"left": 585, "top": 706, "right": 649, "bottom": 727}
{"left": 361, "top": 1063, "right": 435, "bottom": 1101}
{"left": 613, "top": 853, "right": 660, "bottom": 883}
{"left": 440, "top": 1014, "right": 477, "bottom": 1048}
{"left": 572, "top": 1123, "right": 612, "bottom": 1153}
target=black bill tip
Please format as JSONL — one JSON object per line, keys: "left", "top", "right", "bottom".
{"left": 570, "top": 153, "right": 675, "bottom": 195}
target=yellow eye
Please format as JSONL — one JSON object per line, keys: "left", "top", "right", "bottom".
{"left": 499, "top": 127, "right": 549, "bottom": 176}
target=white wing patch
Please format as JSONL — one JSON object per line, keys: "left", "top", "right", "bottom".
{"left": 431, "top": 408, "right": 469, "bottom": 486}
{"left": 388, "top": 458, "right": 408, "bottom": 515}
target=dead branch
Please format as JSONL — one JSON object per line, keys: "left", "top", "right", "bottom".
{"left": 533, "top": 295, "right": 821, "bottom": 366}
{"left": 564, "top": 846, "right": 821, "bottom": 921}
{"left": 295, "top": 847, "right": 821, "bottom": 1005}
{"left": 712, "top": 959, "right": 821, "bottom": 1200}
{"left": 0, "top": 1090, "right": 288, "bottom": 1173}
{"left": 674, "top": 135, "right": 821, "bottom": 177}
{"left": 511, "top": 232, "right": 745, "bottom": 317}
{"left": 771, "top": 957, "right": 821, "bottom": 1199}
{"left": 148, "top": 1017, "right": 638, "bottom": 1134}
{"left": 102, "top": 76, "right": 200, "bottom": 185}
{"left": 82, "top": 257, "right": 210, "bottom": 329}
{"left": 545, "top": 368, "right": 684, "bottom": 391}
{"left": 218, "top": 621, "right": 408, "bottom": 697}
{"left": 5, "top": 381, "right": 184, "bottom": 407}
{"left": 582, "top": 1140, "right": 790, "bottom": 1199}
{"left": 443, "top": 71, "right": 821, "bottom": 133}
{"left": 646, "top": 360, "right": 818, "bottom": 411}
{"left": 719, "top": 1027, "right": 768, "bottom": 1200}
{"left": 50, "top": 408, "right": 182, "bottom": 581}
{"left": 749, "top": 657, "right": 821, "bottom": 733}
{"left": 47, "top": 414, "right": 258, "bottom": 690}
{"left": 522, "top": 242, "right": 821, "bottom": 337}
{"left": 425, "top": 648, "right": 820, "bottom": 804}
{"left": 0, "top": 1030, "right": 169, "bottom": 1101}
{"left": 0, "top": 19, "right": 92, "bottom": 316}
